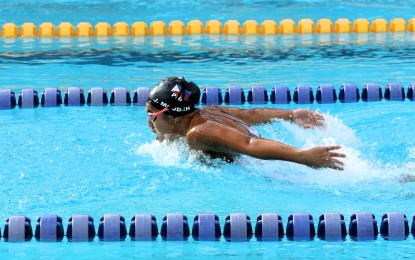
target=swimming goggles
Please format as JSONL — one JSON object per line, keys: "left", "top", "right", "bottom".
{"left": 147, "top": 106, "right": 169, "bottom": 122}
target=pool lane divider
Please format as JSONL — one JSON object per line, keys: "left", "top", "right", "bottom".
{"left": 1, "top": 18, "right": 415, "bottom": 38}
{"left": 0, "top": 211, "right": 412, "bottom": 242}
{"left": 0, "top": 83, "right": 414, "bottom": 109}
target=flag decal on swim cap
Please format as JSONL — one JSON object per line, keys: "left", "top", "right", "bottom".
{"left": 171, "top": 84, "right": 191, "bottom": 101}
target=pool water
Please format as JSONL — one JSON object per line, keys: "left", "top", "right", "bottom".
{"left": 1, "top": 101, "right": 415, "bottom": 258}
{"left": 1, "top": 0, "right": 415, "bottom": 258}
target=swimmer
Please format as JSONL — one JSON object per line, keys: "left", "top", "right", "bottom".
{"left": 146, "top": 76, "right": 346, "bottom": 170}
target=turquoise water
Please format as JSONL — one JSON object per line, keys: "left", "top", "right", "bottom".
{"left": 1, "top": 0, "right": 415, "bottom": 258}
{"left": 1, "top": 0, "right": 415, "bottom": 25}
{"left": 1, "top": 101, "right": 415, "bottom": 259}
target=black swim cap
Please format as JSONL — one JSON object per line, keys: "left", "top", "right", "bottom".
{"left": 147, "top": 77, "right": 200, "bottom": 118}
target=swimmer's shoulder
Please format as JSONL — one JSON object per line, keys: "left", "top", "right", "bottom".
{"left": 201, "top": 105, "right": 242, "bottom": 115}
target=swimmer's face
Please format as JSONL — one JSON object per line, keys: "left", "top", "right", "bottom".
{"left": 145, "top": 102, "right": 173, "bottom": 141}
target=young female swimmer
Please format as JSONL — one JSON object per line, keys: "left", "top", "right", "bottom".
{"left": 146, "top": 77, "right": 346, "bottom": 170}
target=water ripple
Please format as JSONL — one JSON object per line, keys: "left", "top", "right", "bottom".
{"left": 1, "top": 42, "right": 415, "bottom": 67}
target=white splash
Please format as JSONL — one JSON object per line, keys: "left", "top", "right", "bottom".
{"left": 136, "top": 138, "right": 226, "bottom": 172}
{"left": 136, "top": 113, "right": 414, "bottom": 186}
{"left": 257, "top": 113, "right": 412, "bottom": 186}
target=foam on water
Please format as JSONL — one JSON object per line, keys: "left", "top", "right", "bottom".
{"left": 136, "top": 112, "right": 415, "bottom": 190}
{"left": 137, "top": 139, "right": 227, "bottom": 171}
{"left": 260, "top": 113, "right": 415, "bottom": 187}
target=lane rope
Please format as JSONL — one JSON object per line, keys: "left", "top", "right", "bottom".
{"left": 1, "top": 18, "right": 415, "bottom": 38}
{"left": 0, "top": 83, "right": 414, "bottom": 109}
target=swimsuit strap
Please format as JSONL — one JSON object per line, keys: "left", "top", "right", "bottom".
{"left": 202, "top": 107, "right": 260, "bottom": 138}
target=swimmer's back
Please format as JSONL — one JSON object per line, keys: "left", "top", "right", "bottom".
{"left": 198, "top": 106, "right": 260, "bottom": 138}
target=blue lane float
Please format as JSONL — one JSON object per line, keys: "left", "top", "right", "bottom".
{"left": 201, "top": 87, "right": 223, "bottom": 105}
{"left": 286, "top": 212, "right": 315, "bottom": 241}
{"left": 129, "top": 214, "right": 158, "bottom": 241}
{"left": 1, "top": 82, "right": 415, "bottom": 110}
{"left": 41, "top": 88, "right": 62, "bottom": 107}
{"left": 66, "top": 214, "right": 96, "bottom": 242}
{"left": 192, "top": 213, "right": 221, "bottom": 241}
{"left": 338, "top": 83, "right": 360, "bottom": 102}
{"left": 270, "top": 85, "right": 291, "bottom": 104}
{"left": 380, "top": 212, "right": 409, "bottom": 241}
{"left": 362, "top": 83, "right": 382, "bottom": 102}
{"left": 97, "top": 214, "right": 127, "bottom": 241}
{"left": 87, "top": 87, "right": 108, "bottom": 106}
{"left": 64, "top": 87, "right": 85, "bottom": 106}
{"left": 247, "top": 86, "right": 268, "bottom": 104}
{"left": 293, "top": 85, "right": 314, "bottom": 104}
{"left": 0, "top": 89, "right": 16, "bottom": 109}
{"left": 254, "top": 213, "right": 284, "bottom": 241}
{"left": 18, "top": 89, "right": 39, "bottom": 108}
{"left": 110, "top": 87, "right": 131, "bottom": 106}
{"left": 3, "top": 215, "right": 33, "bottom": 242}
{"left": 316, "top": 84, "right": 337, "bottom": 104}
{"left": 160, "top": 213, "right": 190, "bottom": 241}
{"left": 348, "top": 212, "right": 378, "bottom": 241}
{"left": 34, "top": 214, "right": 65, "bottom": 242}
{"left": 223, "top": 213, "right": 253, "bottom": 242}
{"left": 133, "top": 87, "right": 150, "bottom": 106}
{"left": 384, "top": 83, "right": 405, "bottom": 101}
{"left": 224, "top": 86, "right": 246, "bottom": 105}
{"left": 317, "top": 212, "right": 347, "bottom": 241}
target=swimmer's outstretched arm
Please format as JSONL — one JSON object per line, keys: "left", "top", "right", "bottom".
{"left": 187, "top": 123, "right": 346, "bottom": 170}
{"left": 224, "top": 107, "right": 324, "bottom": 128}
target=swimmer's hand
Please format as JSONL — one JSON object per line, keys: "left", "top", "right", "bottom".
{"left": 299, "top": 145, "right": 346, "bottom": 170}
{"left": 292, "top": 109, "right": 325, "bottom": 129}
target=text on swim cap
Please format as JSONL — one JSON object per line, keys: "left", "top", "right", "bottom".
{"left": 171, "top": 106, "right": 192, "bottom": 112}
{"left": 152, "top": 98, "right": 168, "bottom": 108}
